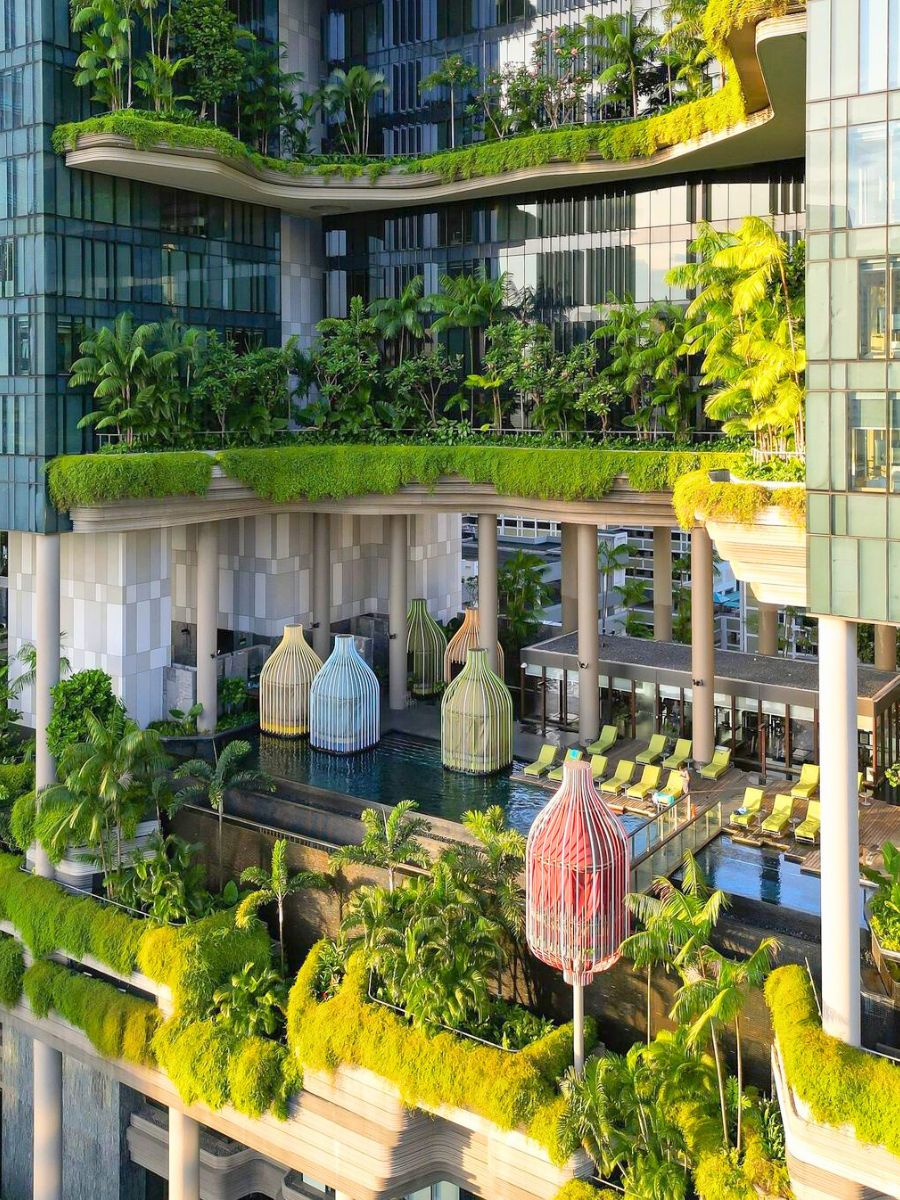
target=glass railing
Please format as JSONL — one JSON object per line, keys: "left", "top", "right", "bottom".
{"left": 630, "top": 797, "right": 724, "bottom": 892}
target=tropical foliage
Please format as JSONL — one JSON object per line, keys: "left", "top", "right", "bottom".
{"left": 328, "top": 799, "right": 430, "bottom": 892}
{"left": 238, "top": 839, "right": 328, "bottom": 970}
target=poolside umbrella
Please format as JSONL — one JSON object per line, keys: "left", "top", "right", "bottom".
{"left": 406, "top": 598, "right": 447, "bottom": 696}
{"left": 310, "top": 635, "right": 380, "bottom": 754}
{"left": 443, "top": 605, "right": 504, "bottom": 683}
{"left": 441, "top": 647, "right": 512, "bottom": 774}
{"left": 259, "top": 624, "right": 323, "bottom": 737}
{"left": 525, "top": 758, "right": 630, "bottom": 1074}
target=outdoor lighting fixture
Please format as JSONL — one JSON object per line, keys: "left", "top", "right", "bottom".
{"left": 310, "top": 634, "right": 380, "bottom": 753}
{"left": 406, "top": 598, "right": 446, "bottom": 697}
{"left": 258, "top": 623, "right": 322, "bottom": 738}
{"left": 525, "top": 759, "right": 630, "bottom": 1076}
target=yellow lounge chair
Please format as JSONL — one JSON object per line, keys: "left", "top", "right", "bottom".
{"left": 730, "top": 787, "right": 764, "bottom": 829}
{"left": 794, "top": 799, "right": 821, "bottom": 843}
{"left": 791, "top": 763, "right": 819, "bottom": 800}
{"left": 586, "top": 725, "right": 618, "bottom": 756}
{"left": 589, "top": 754, "right": 608, "bottom": 783}
{"left": 653, "top": 771, "right": 686, "bottom": 809}
{"left": 523, "top": 744, "right": 558, "bottom": 777}
{"left": 548, "top": 747, "right": 583, "bottom": 783}
{"left": 761, "top": 793, "right": 794, "bottom": 836}
{"left": 636, "top": 734, "right": 667, "bottom": 765}
{"left": 600, "top": 760, "right": 635, "bottom": 796}
{"left": 663, "top": 738, "right": 692, "bottom": 769}
{"left": 626, "top": 764, "right": 663, "bottom": 802}
{"left": 699, "top": 747, "right": 732, "bottom": 780}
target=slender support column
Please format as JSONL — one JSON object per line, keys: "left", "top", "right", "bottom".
{"left": 577, "top": 523, "right": 600, "bottom": 744}
{"left": 818, "top": 616, "right": 861, "bottom": 1046}
{"left": 388, "top": 515, "right": 408, "bottom": 710}
{"left": 195, "top": 522, "right": 218, "bottom": 736}
{"left": 874, "top": 624, "right": 897, "bottom": 673}
{"left": 757, "top": 602, "right": 778, "bottom": 657}
{"left": 168, "top": 1109, "right": 200, "bottom": 1200}
{"left": 572, "top": 981, "right": 585, "bottom": 1076}
{"left": 560, "top": 523, "right": 578, "bottom": 633}
{"left": 312, "top": 513, "right": 332, "bottom": 661}
{"left": 690, "top": 527, "right": 715, "bottom": 765}
{"left": 34, "top": 534, "right": 60, "bottom": 876}
{"left": 478, "top": 514, "right": 499, "bottom": 674}
{"left": 33, "top": 1038, "right": 62, "bottom": 1200}
{"left": 652, "top": 527, "right": 673, "bottom": 642}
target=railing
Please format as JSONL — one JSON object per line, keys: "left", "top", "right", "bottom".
{"left": 629, "top": 796, "right": 724, "bottom": 892}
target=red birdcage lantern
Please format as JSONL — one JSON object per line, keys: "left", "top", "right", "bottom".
{"left": 526, "top": 758, "right": 630, "bottom": 1073}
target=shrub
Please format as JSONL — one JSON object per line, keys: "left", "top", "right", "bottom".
{"left": 553, "top": 1184, "right": 618, "bottom": 1200}
{"left": 47, "top": 451, "right": 214, "bottom": 510}
{"left": 0, "top": 932, "right": 25, "bottom": 1005}
{"left": 672, "top": 468, "right": 806, "bottom": 531}
{"left": 9, "top": 792, "right": 36, "bottom": 852}
{"left": 46, "top": 669, "right": 124, "bottom": 759}
{"left": 0, "top": 762, "right": 34, "bottom": 799}
{"left": 227, "top": 1037, "right": 297, "bottom": 1119}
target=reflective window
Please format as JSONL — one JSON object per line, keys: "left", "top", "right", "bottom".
{"left": 848, "top": 124, "right": 888, "bottom": 227}
{"left": 858, "top": 258, "right": 900, "bottom": 357}
{"left": 849, "top": 393, "right": 889, "bottom": 490}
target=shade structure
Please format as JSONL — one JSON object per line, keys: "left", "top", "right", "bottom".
{"left": 525, "top": 759, "right": 630, "bottom": 985}
{"left": 310, "top": 635, "right": 380, "bottom": 754}
{"left": 443, "top": 606, "right": 504, "bottom": 683}
{"left": 441, "top": 647, "right": 513, "bottom": 775}
{"left": 406, "top": 598, "right": 447, "bottom": 697}
{"left": 258, "top": 624, "right": 323, "bottom": 737}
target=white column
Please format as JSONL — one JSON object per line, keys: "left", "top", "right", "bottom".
{"left": 572, "top": 981, "right": 585, "bottom": 1076}
{"left": 652, "top": 527, "right": 673, "bottom": 642}
{"left": 33, "top": 1038, "right": 62, "bottom": 1200}
{"left": 312, "top": 513, "right": 331, "bottom": 661}
{"left": 478, "top": 514, "right": 499, "bottom": 674}
{"left": 168, "top": 1109, "right": 200, "bottom": 1200}
{"left": 691, "top": 527, "right": 715, "bottom": 764}
{"left": 560, "top": 523, "right": 578, "bottom": 633}
{"left": 818, "top": 616, "right": 861, "bottom": 1046}
{"left": 758, "top": 602, "right": 778, "bottom": 657}
{"left": 874, "top": 624, "right": 897, "bottom": 673}
{"left": 577, "top": 523, "right": 600, "bottom": 744}
{"left": 34, "top": 534, "right": 60, "bottom": 876}
{"left": 195, "top": 522, "right": 218, "bottom": 736}
{"left": 388, "top": 515, "right": 408, "bottom": 710}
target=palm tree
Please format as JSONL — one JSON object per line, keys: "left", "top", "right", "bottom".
{"left": 329, "top": 799, "right": 430, "bottom": 891}
{"left": 597, "top": 538, "right": 629, "bottom": 636}
{"left": 429, "top": 268, "right": 511, "bottom": 373}
{"left": 589, "top": 11, "right": 659, "bottom": 118}
{"left": 369, "top": 275, "right": 429, "bottom": 364}
{"left": 237, "top": 839, "right": 328, "bottom": 971}
{"left": 319, "top": 65, "right": 389, "bottom": 155}
{"left": 175, "top": 740, "right": 274, "bottom": 888}
{"left": 419, "top": 53, "right": 479, "bottom": 149}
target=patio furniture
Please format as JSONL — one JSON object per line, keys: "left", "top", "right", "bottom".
{"left": 794, "top": 799, "right": 821, "bottom": 843}
{"left": 548, "top": 747, "right": 584, "bottom": 783}
{"left": 652, "top": 771, "right": 686, "bottom": 811}
{"left": 790, "top": 763, "right": 820, "bottom": 800}
{"left": 730, "top": 787, "right": 764, "bottom": 830}
{"left": 600, "top": 759, "right": 636, "bottom": 796}
{"left": 699, "top": 747, "right": 732, "bottom": 780}
{"left": 626, "top": 764, "right": 663, "bottom": 802}
{"left": 761, "top": 793, "right": 794, "bottom": 837}
{"left": 662, "top": 738, "right": 692, "bottom": 769}
{"left": 523, "top": 744, "right": 558, "bottom": 777}
{"left": 586, "top": 725, "right": 618, "bottom": 756}
{"left": 589, "top": 754, "right": 608, "bottom": 783}
{"left": 636, "top": 734, "right": 667, "bottom": 765}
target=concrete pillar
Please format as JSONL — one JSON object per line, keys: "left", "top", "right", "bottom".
{"left": 168, "top": 1109, "right": 200, "bottom": 1200}
{"left": 652, "top": 527, "right": 672, "bottom": 642}
{"left": 33, "top": 1039, "right": 62, "bottom": 1200}
{"left": 312, "top": 512, "right": 332, "bottom": 660}
{"left": 818, "top": 616, "right": 861, "bottom": 1046}
{"left": 478, "top": 514, "right": 499, "bottom": 674}
{"left": 757, "top": 602, "right": 778, "bottom": 657}
{"left": 195, "top": 522, "right": 218, "bottom": 735}
{"left": 388, "top": 515, "right": 408, "bottom": 710}
{"left": 34, "top": 534, "right": 60, "bottom": 879}
{"left": 560, "top": 523, "right": 578, "bottom": 633}
{"left": 690, "top": 527, "right": 715, "bottom": 765}
{"left": 874, "top": 624, "right": 897, "bottom": 672}
{"left": 576, "top": 523, "right": 600, "bottom": 744}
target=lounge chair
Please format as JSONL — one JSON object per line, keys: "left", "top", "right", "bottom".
{"left": 761, "top": 793, "right": 794, "bottom": 837}
{"left": 663, "top": 738, "right": 692, "bottom": 769}
{"left": 523, "top": 744, "right": 558, "bottom": 777}
{"left": 586, "top": 725, "right": 618, "bottom": 756}
{"left": 794, "top": 799, "right": 821, "bottom": 843}
{"left": 699, "top": 747, "right": 732, "bottom": 780}
{"left": 730, "top": 787, "right": 764, "bottom": 830}
{"left": 626, "top": 764, "right": 663, "bottom": 802}
{"left": 791, "top": 763, "right": 819, "bottom": 800}
{"left": 548, "top": 747, "right": 584, "bottom": 783}
{"left": 653, "top": 771, "right": 686, "bottom": 809}
{"left": 600, "top": 759, "right": 635, "bottom": 796}
{"left": 636, "top": 734, "right": 667, "bottom": 765}
{"left": 589, "top": 754, "right": 608, "bottom": 783}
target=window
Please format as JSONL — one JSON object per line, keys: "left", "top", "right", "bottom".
{"left": 859, "top": 258, "right": 900, "bottom": 357}
{"left": 848, "top": 124, "right": 888, "bottom": 227}
{"left": 849, "top": 393, "right": 888, "bottom": 490}
{"left": 0, "top": 238, "right": 13, "bottom": 297}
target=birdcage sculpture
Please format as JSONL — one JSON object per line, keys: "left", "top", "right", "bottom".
{"left": 443, "top": 605, "right": 504, "bottom": 683}
{"left": 406, "top": 598, "right": 446, "bottom": 697}
{"left": 309, "top": 635, "right": 380, "bottom": 753}
{"left": 441, "top": 646, "right": 513, "bottom": 774}
{"left": 258, "top": 624, "right": 323, "bottom": 737}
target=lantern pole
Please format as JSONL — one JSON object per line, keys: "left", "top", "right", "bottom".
{"left": 573, "top": 979, "right": 585, "bottom": 1076}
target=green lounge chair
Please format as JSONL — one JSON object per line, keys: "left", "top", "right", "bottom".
{"left": 600, "top": 760, "right": 635, "bottom": 796}
{"left": 794, "top": 799, "right": 821, "bottom": 844}
{"left": 589, "top": 754, "right": 608, "bottom": 783}
{"left": 586, "top": 725, "right": 618, "bottom": 756}
{"left": 699, "top": 747, "right": 732, "bottom": 780}
{"left": 730, "top": 787, "right": 764, "bottom": 829}
{"left": 653, "top": 770, "right": 686, "bottom": 809}
{"left": 548, "top": 747, "right": 583, "bottom": 783}
{"left": 663, "top": 738, "right": 692, "bottom": 769}
{"left": 626, "top": 764, "right": 663, "bottom": 802}
{"left": 523, "top": 744, "right": 558, "bottom": 777}
{"left": 791, "top": 763, "right": 819, "bottom": 800}
{"left": 761, "top": 793, "right": 794, "bottom": 837}
{"left": 636, "top": 734, "right": 667, "bottom": 765}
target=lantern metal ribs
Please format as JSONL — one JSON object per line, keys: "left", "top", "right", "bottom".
{"left": 440, "top": 646, "right": 513, "bottom": 775}
{"left": 406, "top": 598, "right": 447, "bottom": 696}
{"left": 443, "top": 605, "right": 504, "bottom": 683}
{"left": 259, "top": 624, "right": 323, "bottom": 737}
{"left": 309, "top": 635, "right": 380, "bottom": 753}
{"left": 525, "top": 759, "right": 630, "bottom": 1073}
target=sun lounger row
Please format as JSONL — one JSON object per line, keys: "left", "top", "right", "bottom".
{"left": 523, "top": 733, "right": 699, "bottom": 779}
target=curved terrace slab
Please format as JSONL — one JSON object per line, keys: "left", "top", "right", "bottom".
{"left": 61, "top": 14, "right": 805, "bottom": 217}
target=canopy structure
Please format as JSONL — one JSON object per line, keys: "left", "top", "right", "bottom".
{"left": 441, "top": 647, "right": 512, "bottom": 775}
{"left": 406, "top": 598, "right": 447, "bottom": 697}
{"left": 310, "top": 635, "right": 380, "bottom": 753}
{"left": 259, "top": 623, "right": 323, "bottom": 737}
{"left": 443, "top": 606, "right": 504, "bottom": 683}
